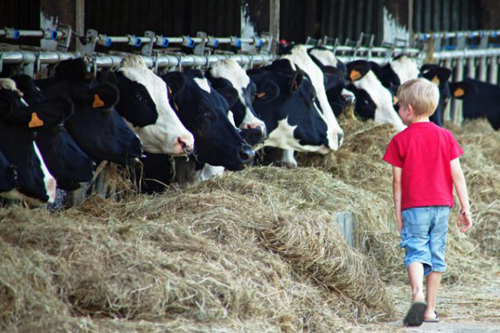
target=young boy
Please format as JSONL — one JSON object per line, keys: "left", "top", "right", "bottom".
{"left": 383, "top": 78, "right": 472, "bottom": 327}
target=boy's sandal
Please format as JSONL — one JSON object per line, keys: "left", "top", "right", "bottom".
{"left": 403, "top": 301, "right": 427, "bottom": 327}
{"left": 423, "top": 311, "right": 439, "bottom": 323}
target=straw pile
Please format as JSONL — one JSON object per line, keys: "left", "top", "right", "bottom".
{"left": 1, "top": 110, "right": 498, "bottom": 332}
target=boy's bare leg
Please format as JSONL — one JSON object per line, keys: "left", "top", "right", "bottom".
{"left": 425, "top": 272, "right": 442, "bottom": 319}
{"left": 408, "top": 262, "right": 425, "bottom": 302}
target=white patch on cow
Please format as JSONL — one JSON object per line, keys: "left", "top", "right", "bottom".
{"left": 309, "top": 48, "right": 339, "bottom": 67}
{"left": 341, "top": 88, "right": 355, "bottom": 100}
{"left": 227, "top": 111, "right": 236, "bottom": 127}
{"left": 209, "top": 59, "right": 266, "bottom": 132}
{"left": 278, "top": 149, "right": 298, "bottom": 168}
{"left": 193, "top": 77, "right": 211, "bottom": 93}
{"left": 265, "top": 118, "right": 329, "bottom": 153}
{"left": 195, "top": 164, "right": 225, "bottom": 183}
{"left": 119, "top": 55, "right": 194, "bottom": 155}
{"left": 354, "top": 71, "right": 406, "bottom": 132}
{"left": 282, "top": 45, "right": 343, "bottom": 150}
{"left": 390, "top": 56, "right": 420, "bottom": 85}
{"left": 33, "top": 142, "right": 57, "bottom": 204}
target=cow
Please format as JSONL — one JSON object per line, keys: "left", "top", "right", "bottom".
{"left": 281, "top": 44, "right": 344, "bottom": 150}
{"left": 135, "top": 69, "right": 254, "bottom": 192}
{"left": 307, "top": 47, "right": 355, "bottom": 117}
{"left": 35, "top": 58, "right": 143, "bottom": 166}
{"left": 375, "top": 55, "right": 421, "bottom": 96}
{"left": 346, "top": 60, "right": 406, "bottom": 131}
{"left": 12, "top": 74, "right": 95, "bottom": 191}
{"left": 418, "top": 64, "right": 452, "bottom": 127}
{"left": 0, "top": 79, "right": 57, "bottom": 205}
{"left": 206, "top": 58, "right": 266, "bottom": 146}
{"left": 449, "top": 78, "right": 500, "bottom": 130}
{"left": 247, "top": 58, "right": 331, "bottom": 167}
{"left": 104, "top": 55, "right": 194, "bottom": 156}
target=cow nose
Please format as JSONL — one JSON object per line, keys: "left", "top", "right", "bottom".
{"left": 239, "top": 144, "right": 255, "bottom": 164}
{"left": 341, "top": 94, "right": 355, "bottom": 104}
{"left": 177, "top": 135, "right": 194, "bottom": 154}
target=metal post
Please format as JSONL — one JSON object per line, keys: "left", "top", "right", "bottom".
{"left": 489, "top": 56, "right": 499, "bottom": 84}
{"left": 75, "top": 0, "right": 85, "bottom": 53}
{"left": 453, "top": 58, "right": 464, "bottom": 126}
{"left": 269, "top": 0, "right": 280, "bottom": 54}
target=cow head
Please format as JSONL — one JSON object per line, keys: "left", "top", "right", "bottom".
{"left": 114, "top": 55, "right": 194, "bottom": 156}
{"left": 207, "top": 59, "right": 266, "bottom": 146}
{"left": 346, "top": 60, "right": 406, "bottom": 131}
{"left": 163, "top": 70, "right": 255, "bottom": 171}
{"left": 248, "top": 59, "right": 330, "bottom": 154}
{"left": 281, "top": 45, "right": 344, "bottom": 150}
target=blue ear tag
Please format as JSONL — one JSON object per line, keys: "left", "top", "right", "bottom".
{"left": 159, "top": 38, "right": 169, "bottom": 47}
{"left": 105, "top": 37, "right": 112, "bottom": 47}
{"left": 13, "top": 29, "right": 20, "bottom": 40}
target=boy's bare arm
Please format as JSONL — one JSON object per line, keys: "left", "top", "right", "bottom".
{"left": 451, "top": 158, "right": 472, "bottom": 233}
{"left": 392, "top": 166, "right": 403, "bottom": 234}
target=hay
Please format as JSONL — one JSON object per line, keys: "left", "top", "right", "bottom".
{"left": 1, "top": 112, "right": 499, "bottom": 331}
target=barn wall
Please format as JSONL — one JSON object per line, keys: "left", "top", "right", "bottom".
{"left": 84, "top": 0, "right": 241, "bottom": 38}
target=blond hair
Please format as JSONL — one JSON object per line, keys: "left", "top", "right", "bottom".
{"left": 397, "top": 78, "right": 439, "bottom": 117}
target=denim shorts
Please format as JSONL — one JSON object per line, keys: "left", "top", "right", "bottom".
{"left": 400, "top": 206, "right": 450, "bottom": 276}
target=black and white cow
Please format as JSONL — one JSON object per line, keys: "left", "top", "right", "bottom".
{"left": 450, "top": 78, "right": 500, "bottom": 130}
{"left": 307, "top": 47, "right": 355, "bottom": 117}
{"left": 136, "top": 69, "right": 254, "bottom": 192}
{"left": 346, "top": 60, "right": 406, "bottom": 131}
{"left": 35, "top": 58, "right": 143, "bottom": 166}
{"left": 108, "top": 55, "right": 194, "bottom": 156}
{"left": 12, "top": 74, "right": 95, "bottom": 191}
{"left": 420, "top": 64, "right": 452, "bottom": 127}
{"left": 281, "top": 45, "right": 344, "bottom": 150}
{"left": 0, "top": 79, "right": 57, "bottom": 205}
{"left": 207, "top": 58, "right": 266, "bottom": 146}
{"left": 375, "top": 55, "right": 421, "bottom": 96}
{"left": 247, "top": 59, "right": 331, "bottom": 167}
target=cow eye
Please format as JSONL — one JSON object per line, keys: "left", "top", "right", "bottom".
{"left": 135, "top": 93, "right": 143, "bottom": 102}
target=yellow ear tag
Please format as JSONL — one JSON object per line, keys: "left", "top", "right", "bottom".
{"left": 174, "top": 103, "right": 179, "bottom": 111}
{"left": 350, "top": 70, "right": 362, "bottom": 82}
{"left": 453, "top": 87, "right": 465, "bottom": 98}
{"left": 256, "top": 92, "right": 266, "bottom": 98}
{"left": 393, "top": 96, "right": 399, "bottom": 105}
{"left": 431, "top": 75, "right": 440, "bottom": 85}
{"left": 28, "top": 112, "right": 44, "bottom": 128}
{"left": 168, "top": 86, "right": 173, "bottom": 94}
{"left": 92, "top": 94, "right": 105, "bottom": 108}
{"left": 293, "top": 81, "right": 298, "bottom": 91}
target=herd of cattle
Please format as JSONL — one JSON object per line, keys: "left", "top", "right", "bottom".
{"left": 0, "top": 44, "right": 497, "bottom": 207}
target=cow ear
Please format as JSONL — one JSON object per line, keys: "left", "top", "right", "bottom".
{"left": 289, "top": 70, "right": 304, "bottom": 94}
{"left": 88, "top": 83, "right": 119, "bottom": 109}
{"left": 217, "top": 86, "right": 239, "bottom": 109}
{"left": 449, "top": 81, "right": 477, "bottom": 99}
{"left": 162, "top": 72, "right": 186, "bottom": 97}
{"left": 254, "top": 80, "right": 280, "bottom": 103}
{"left": 346, "top": 60, "right": 370, "bottom": 82}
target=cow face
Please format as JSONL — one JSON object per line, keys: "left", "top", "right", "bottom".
{"left": 0, "top": 83, "right": 56, "bottom": 205}
{"left": 208, "top": 58, "right": 266, "bottom": 143}
{"left": 379, "top": 55, "right": 421, "bottom": 95}
{"left": 346, "top": 61, "right": 406, "bottom": 131}
{"left": 450, "top": 78, "right": 500, "bottom": 130}
{"left": 36, "top": 60, "right": 143, "bottom": 166}
{"left": 115, "top": 55, "right": 194, "bottom": 156}
{"left": 0, "top": 149, "right": 16, "bottom": 193}
{"left": 420, "top": 64, "right": 452, "bottom": 127}
{"left": 11, "top": 75, "right": 95, "bottom": 190}
{"left": 248, "top": 59, "right": 330, "bottom": 153}
{"left": 163, "top": 70, "right": 254, "bottom": 171}
{"left": 281, "top": 45, "right": 344, "bottom": 150}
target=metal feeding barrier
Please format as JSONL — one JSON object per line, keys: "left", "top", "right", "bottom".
{"left": 0, "top": 26, "right": 275, "bottom": 77}
{"left": 307, "top": 31, "right": 500, "bottom": 125}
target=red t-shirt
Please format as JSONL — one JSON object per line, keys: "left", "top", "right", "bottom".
{"left": 383, "top": 122, "right": 463, "bottom": 210}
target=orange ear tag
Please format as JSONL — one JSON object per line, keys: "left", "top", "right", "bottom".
{"left": 393, "top": 96, "right": 399, "bottom": 105}
{"left": 431, "top": 75, "right": 440, "bottom": 85}
{"left": 292, "top": 81, "right": 298, "bottom": 91}
{"left": 350, "top": 70, "right": 362, "bottom": 82}
{"left": 168, "top": 86, "right": 173, "bottom": 95}
{"left": 453, "top": 87, "right": 465, "bottom": 98}
{"left": 28, "top": 112, "right": 44, "bottom": 128}
{"left": 256, "top": 92, "right": 266, "bottom": 98}
{"left": 92, "top": 94, "right": 105, "bottom": 108}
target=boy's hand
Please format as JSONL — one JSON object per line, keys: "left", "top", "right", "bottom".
{"left": 458, "top": 210, "right": 472, "bottom": 233}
